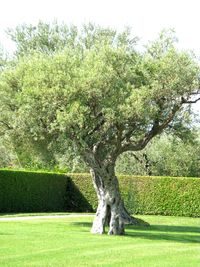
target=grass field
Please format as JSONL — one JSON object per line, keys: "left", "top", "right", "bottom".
{"left": 0, "top": 214, "right": 199, "bottom": 266}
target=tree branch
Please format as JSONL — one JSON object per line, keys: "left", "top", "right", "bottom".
{"left": 88, "top": 117, "right": 105, "bottom": 136}
{"left": 190, "top": 89, "right": 200, "bottom": 95}
{"left": 120, "top": 104, "right": 180, "bottom": 153}
{"left": 181, "top": 96, "right": 200, "bottom": 104}
{"left": 0, "top": 120, "right": 13, "bottom": 130}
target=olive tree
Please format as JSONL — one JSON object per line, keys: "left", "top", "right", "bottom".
{"left": 1, "top": 25, "right": 200, "bottom": 235}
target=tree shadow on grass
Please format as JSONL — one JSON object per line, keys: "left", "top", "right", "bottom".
{"left": 125, "top": 224, "right": 200, "bottom": 244}
{"left": 71, "top": 222, "right": 200, "bottom": 244}
{"left": 71, "top": 222, "right": 92, "bottom": 227}
{"left": 127, "top": 224, "right": 200, "bottom": 234}
{"left": 126, "top": 230, "right": 199, "bottom": 244}
{"left": 0, "top": 232, "right": 13, "bottom": 235}
{"left": 0, "top": 213, "right": 20, "bottom": 217}
{"left": 128, "top": 230, "right": 198, "bottom": 244}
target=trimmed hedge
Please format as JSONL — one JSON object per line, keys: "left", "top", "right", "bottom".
{"left": 0, "top": 170, "right": 200, "bottom": 217}
{"left": 69, "top": 174, "right": 200, "bottom": 217}
{"left": 0, "top": 170, "right": 70, "bottom": 212}
{"left": 119, "top": 175, "right": 200, "bottom": 217}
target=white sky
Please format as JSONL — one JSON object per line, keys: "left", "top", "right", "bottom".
{"left": 0, "top": 0, "right": 200, "bottom": 114}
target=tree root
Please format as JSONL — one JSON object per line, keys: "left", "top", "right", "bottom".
{"left": 120, "top": 206, "right": 150, "bottom": 226}
{"left": 122, "top": 215, "right": 150, "bottom": 226}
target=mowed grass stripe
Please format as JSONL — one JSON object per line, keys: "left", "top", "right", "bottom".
{"left": 0, "top": 215, "right": 199, "bottom": 267}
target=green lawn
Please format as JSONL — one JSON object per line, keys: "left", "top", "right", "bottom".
{"left": 0, "top": 212, "right": 86, "bottom": 218}
{"left": 0, "top": 214, "right": 199, "bottom": 267}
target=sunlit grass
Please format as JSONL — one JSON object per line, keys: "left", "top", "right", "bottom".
{"left": 0, "top": 215, "right": 199, "bottom": 266}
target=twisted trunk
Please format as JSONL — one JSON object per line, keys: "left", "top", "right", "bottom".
{"left": 90, "top": 162, "right": 147, "bottom": 235}
{"left": 90, "top": 166, "right": 125, "bottom": 235}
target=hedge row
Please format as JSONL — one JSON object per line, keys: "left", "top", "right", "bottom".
{"left": 69, "top": 174, "right": 200, "bottom": 217}
{"left": 0, "top": 170, "right": 199, "bottom": 217}
{"left": 0, "top": 170, "right": 70, "bottom": 212}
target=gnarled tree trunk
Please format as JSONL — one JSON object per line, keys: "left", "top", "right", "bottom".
{"left": 90, "top": 166, "right": 125, "bottom": 235}
{"left": 90, "top": 163, "right": 148, "bottom": 235}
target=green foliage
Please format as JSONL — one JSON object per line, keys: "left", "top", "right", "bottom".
{"left": 0, "top": 169, "right": 71, "bottom": 212}
{"left": 1, "top": 131, "right": 199, "bottom": 178}
{"left": 1, "top": 170, "right": 199, "bottom": 217}
{"left": 69, "top": 173, "right": 98, "bottom": 210}
{"left": 0, "top": 136, "right": 19, "bottom": 168}
{"left": 1, "top": 24, "right": 199, "bottom": 169}
{"left": 0, "top": 45, "right": 7, "bottom": 71}
{"left": 116, "top": 133, "right": 200, "bottom": 177}
{"left": 120, "top": 175, "right": 200, "bottom": 217}
{"left": 6, "top": 21, "right": 78, "bottom": 56}
{"left": 7, "top": 22, "right": 138, "bottom": 57}
{"left": 70, "top": 174, "right": 200, "bottom": 217}
{"left": 146, "top": 134, "right": 200, "bottom": 177}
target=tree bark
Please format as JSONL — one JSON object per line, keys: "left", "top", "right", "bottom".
{"left": 90, "top": 164, "right": 149, "bottom": 235}
{"left": 90, "top": 161, "right": 149, "bottom": 235}
{"left": 90, "top": 166, "right": 125, "bottom": 235}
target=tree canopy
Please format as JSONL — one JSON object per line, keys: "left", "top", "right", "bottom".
{"left": 1, "top": 25, "right": 200, "bottom": 163}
